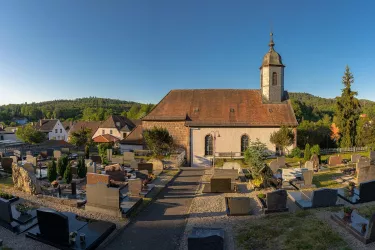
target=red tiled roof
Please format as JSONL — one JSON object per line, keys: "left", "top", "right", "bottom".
{"left": 93, "top": 134, "right": 120, "bottom": 143}
{"left": 119, "top": 125, "right": 144, "bottom": 145}
{"left": 143, "top": 89, "right": 298, "bottom": 127}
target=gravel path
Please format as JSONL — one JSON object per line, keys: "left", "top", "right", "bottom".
{"left": 104, "top": 169, "right": 204, "bottom": 250}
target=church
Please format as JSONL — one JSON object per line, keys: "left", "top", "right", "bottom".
{"left": 142, "top": 33, "right": 298, "bottom": 167}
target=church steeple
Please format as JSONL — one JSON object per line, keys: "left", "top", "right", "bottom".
{"left": 260, "top": 32, "right": 285, "bottom": 103}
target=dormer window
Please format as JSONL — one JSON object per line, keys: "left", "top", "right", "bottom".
{"left": 272, "top": 72, "right": 277, "bottom": 86}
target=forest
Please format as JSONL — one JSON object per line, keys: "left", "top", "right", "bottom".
{"left": 0, "top": 97, "right": 154, "bottom": 124}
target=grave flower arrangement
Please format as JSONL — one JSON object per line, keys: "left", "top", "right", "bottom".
{"left": 51, "top": 180, "right": 59, "bottom": 188}
{"left": 343, "top": 206, "right": 354, "bottom": 219}
{"left": 0, "top": 191, "right": 14, "bottom": 200}
{"left": 348, "top": 181, "right": 355, "bottom": 191}
{"left": 16, "top": 203, "right": 33, "bottom": 215}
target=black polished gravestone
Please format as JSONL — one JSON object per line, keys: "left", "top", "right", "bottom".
{"left": 257, "top": 190, "right": 288, "bottom": 214}
{"left": 138, "top": 163, "right": 153, "bottom": 174}
{"left": 0, "top": 198, "right": 38, "bottom": 234}
{"left": 188, "top": 227, "right": 224, "bottom": 250}
{"left": 338, "top": 180, "right": 375, "bottom": 204}
{"left": 288, "top": 188, "right": 339, "bottom": 210}
{"left": 26, "top": 208, "right": 116, "bottom": 250}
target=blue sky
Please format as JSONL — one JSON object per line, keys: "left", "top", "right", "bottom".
{"left": 0, "top": 0, "right": 374, "bottom": 105}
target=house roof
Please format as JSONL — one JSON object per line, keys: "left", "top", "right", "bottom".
{"left": 131, "top": 119, "right": 142, "bottom": 126}
{"left": 35, "top": 119, "right": 59, "bottom": 132}
{"left": 62, "top": 121, "right": 72, "bottom": 131}
{"left": 68, "top": 121, "right": 101, "bottom": 138}
{"left": 100, "top": 115, "right": 135, "bottom": 132}
{"left": 119, "top": 125, "right": 144, "bottom": 145}
{"left": 143, "top": 89, "right": 298, "bottom": 127}
{"left": 93, "top": 134, "right": 120, "bottom": 143}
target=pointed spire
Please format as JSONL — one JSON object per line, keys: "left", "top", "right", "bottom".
{"left": 269, "top": 32, "right": 275, "bottom": 50}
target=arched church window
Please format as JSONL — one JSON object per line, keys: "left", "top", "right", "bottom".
{"left": 205, "top": 135, "right": 213, "bottom": 156}
{"left": 241, "top": 134, "right": 249, "bottom": 152}
{"left": 272, "top": 72, "right": 277, "bottom": 86}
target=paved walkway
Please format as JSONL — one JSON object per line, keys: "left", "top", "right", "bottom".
{"left": 104, "top": 169, "right": 204, "bottom": 250}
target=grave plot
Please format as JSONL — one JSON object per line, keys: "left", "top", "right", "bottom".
{"left": 0, "top": 197, "right": 39, "bottom": 234}
{"left": 225, "top": 197, "right": 252, "bottom": 216}
{"left": 26, "top": 208, "right": 116, "bottom": 250}
{"left": 288, "top": 188, "right": 342, "bottom": 210}
{"left": 256, "top": 189, "right": 288, "bottom": 214}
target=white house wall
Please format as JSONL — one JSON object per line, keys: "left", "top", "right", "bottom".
{"left": 92, "top": 128, "right": 124, "bottom": 140}
{"left": 191, "top": 127, "right": 293, "bottom": 167}
{"left": 48, "top": 120, "right": 68, "bottom": 141}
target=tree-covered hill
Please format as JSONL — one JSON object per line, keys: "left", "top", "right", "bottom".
{"left": 0, "top": 97, "right": 154, "bottom": 124}
{"left": 289, "top": 92, "right": 375, "bottom": 123}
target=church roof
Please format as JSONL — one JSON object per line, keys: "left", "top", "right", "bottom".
{"left": 261, "top": 33, "right": 284, "bottom": 67}
{"left": 143, "top": 89, "right": 298, "bottom": 127}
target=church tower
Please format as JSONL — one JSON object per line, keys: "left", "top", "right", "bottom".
{"left": 260, "top": 33, "right": 285, "bottom": 103}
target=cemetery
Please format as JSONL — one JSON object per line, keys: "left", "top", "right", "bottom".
{"left": 0, "top": 147, "right": 181, "bottom": 249}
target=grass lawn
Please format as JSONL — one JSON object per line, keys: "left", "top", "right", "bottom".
{"left": 236, "top": 211, "right": 350, "bottom": 250}
{"left": 0, "top": 177, "right": 13, "bottom": 188}
{"left": 356, "top": 205, "right": 375, "bottom": 219}
{"left": 312, "top": 171, "right": 345, "bottom": 188}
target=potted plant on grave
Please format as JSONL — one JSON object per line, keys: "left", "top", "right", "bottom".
{"left": 343, "top": 206, "right": 354, "bottom": 220}
{"left": 51, "top": 180, "right": 59, "bottom": 188}
{"left": 15, "top": 203, "right": 32, "bottom": 216}
{"left": 348, "top": 181, "right": 355, "bottom": 191}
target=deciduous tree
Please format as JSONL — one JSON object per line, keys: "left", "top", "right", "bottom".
{"left": 16, "top": 124, "right": 46, "bottom": 144}
{"left": 269, "top": 126, "right": 294, "bottom": 155}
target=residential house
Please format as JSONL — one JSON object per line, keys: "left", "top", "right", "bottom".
{"left": 119, "top": 124, "right": 144, "bottom": 152}
{"left": 67, "top": 121, "right": 101, "bottom": 142}
{"left": 0, "top": 126, "right": 19, "bottom": 141}
{"left": 141, "top": 33, "right": 298, "bottom": 167}
{"left": 35, "top": 119, "right": 68, "bottom": 141}
{"left": 92, "top": 115, "right": 136, "bottom": 140}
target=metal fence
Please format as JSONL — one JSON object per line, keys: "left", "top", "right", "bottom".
{"left": 320, "top": 147, "right": 368, "bottom": 155}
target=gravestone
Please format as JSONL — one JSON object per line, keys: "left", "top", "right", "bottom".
{"left": 26, "top": 151, "right": 32, "bottom": 156}
{"left": 61, "top": 148, "right": 70, "bottom": 154}
{"left": 40, "top": 151, "right": 48, "bottom": 159}
{"left": 302, "top": 170, "right": 314, "bottom": 186}
{"left": 328, "top": 155, "right": 342, "bottom": 166}
{"left": 12, "top": 164, "right": 41, "bottom": 194}
{"left": 226, "top": 197, "right": 251, "bottom": 215}
{"left": 269, "top": 160, "right": 279, "bottom": 174}
{"left": 311, "top": 189, "right": 338, "bottom": 207}
{"left": 53, "top": 150, "right": 62, "bottom": 159}
{"left": 352, "top": 154, "right": 361, "bottom": 163}
{"left": 277, "top": 156, "right": 285, "bottom": 168}
{"left": 267, "top": 189, "right": 288, "bottom": 211}
{"left": 188, "top": 227, "right": 224, "bottom": 250}
{"left": 1, "top": 158, "right": 13, "bottom": 173}
{"left": 370, "top": 151, "right": 375, "bottom": 162}
{"left": 310, "top": 154, "right": 320, "bottom": 171}
{"left": 46, "top": 149, "right": 54, "bottom": 157}
{"left": 105, "top": 164, "right": 125, "bottom": 181}
{"left": 71, "top": 166, "right": 77, "bottom": 175}
{"left": 10, "top": 156, "right": 18, "bottom": 164}
{"left": 138, "top": 163, "right": 153, "bottom": 174}
{"left": 0, "top": 197, "right": 13, "bottom": 223}
{"left": 26, "top": 155, "right": 37, "bottom": 166}
{"left": 358, "top": 181, "right": 375, "bottom": 202}
{"left": 86, "top": 173, "right": 110, "bottom": 185}
{"left": 36, "top": 209, "right": 70, "bottom": 245}
{"left": 129, "top": 160, "right": 138, "bottom": 169}
{"left": 211, "top": 178, "right": 232, "bottom": 193}
{"left": 128, "top": 178, "right": 143, "bottom": 197}
{"left": 305, "top": 161, "right": 314, "bottom": 171}
{"left": 71, "top": 182, "right": 76, "bottom": 195}
{"left": 85, "top": 183, "right": 121, "bottom": 217}
{"left": 357, "top": 160, "right": 375, "bottom": 183}
{"left": 107, "top": 149, "right": 113, "bottom": 162}
{"left": 87, "top": 162, "right": 97, "bottom": 173}
{"left": 14, "top": 150, "right": 21, "bottom": 159}
{"left": 91, "top": 155, "right": 102, "bottom": 164}
{"left": 147, "top": 158, "right": 164, "bottom": 171}
{"left": 222, "top": 162, "right": 241, "bottom": 172}
{"left": 123, "top": 152, "right": 135, "bottom": 161}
